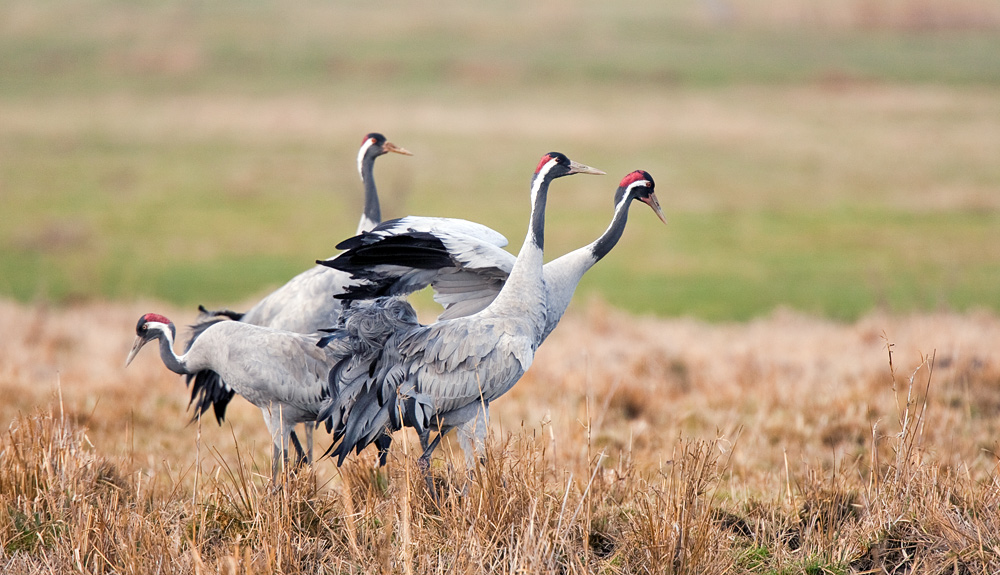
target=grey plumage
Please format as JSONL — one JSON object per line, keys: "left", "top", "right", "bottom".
{"left": 320, "top": 152, "right": 605, "bottom": 470}
{"left": 323, "top": 170, "right": 666, "bottom": 345}
{"left": 185, "top": 133, "right": 411, "bottom": 463}
{"left": 125, "top": 313, "right": 337, "bottom": 481}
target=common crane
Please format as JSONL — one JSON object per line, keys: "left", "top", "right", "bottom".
{"left": 318, "top": 152, "right": 605, "bottom": 475}
{"left": 125, "top": 313, "right": 337, "bottom": 481}
{"left": 187, "top": 133, "right": 411, "bottom": 463}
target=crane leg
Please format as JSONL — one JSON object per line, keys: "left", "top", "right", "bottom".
{"left": 302, "top": 421, "right": 315, "bottom": 464}
{"left": 270, "top": 431, "right": 303, "bottom": 483}
{"left": 289, "top": 430, "right": 306, "bottom": 467}
{"left": 457, "top": 404, "right": 489, "bottom": 469}
{"left": 417, "top": 431, "right": 441, "bottom": 468}
{"left": 418, "top": 432, "right": 443, "bottom": 500}
{"left": 375, "top": 433, "right": 392, "bottom": 467}
{"left": 270, "top": 440, "right": 283, "bottom": 483}
{"left": 264, "top": 408, "right": 301, "bottom": 483}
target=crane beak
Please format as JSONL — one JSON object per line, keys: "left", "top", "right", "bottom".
{"left": 382, "top": 142, "right": 413, "bottom": 156}
{"left": 125, "top": 335, "right": 148, "bottom": 367}
{"left": 567, "top": 160, "right": 605, "bottom": 176}
{"left": 643, "top": 192, "right": 668, "bottom": 225}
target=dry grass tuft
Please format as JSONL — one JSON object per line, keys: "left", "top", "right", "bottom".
{"left": 2, "top": 300, "right": 1000, "bottom": 572}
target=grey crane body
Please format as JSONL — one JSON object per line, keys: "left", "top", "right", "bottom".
{"left": 236, "top": 264, "right": 355, "bottom": 334}
{"left": 321, "top": 153, "right": 605, "bottom": 469}
{"left": 324, "top": 170, "right": 665, "bottom": 345}
{"left": 185, "top": 133, "right": 410, "bottom": 462}
{"left": 126, "top": 313, "right": 337, "bottom": 481}
{"left": 322, "top": 298, "right": 539, "bottom": 466}
{"left": 232, "top": 134, "right": 413, "bottom": 334}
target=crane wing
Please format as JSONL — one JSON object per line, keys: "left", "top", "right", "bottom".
{"left": 184, "top": 264, "right": 361, "bottom": 423}
{"left": 398, "top": 316, "right": 534, "bottom": 412}
{"left": 317, "top": 298, "right": 420, "bottom": 438}
{"left": 322, "top": 216, "right": 516, "bottom": 320}
{"left": 186, "top": 323, "right": 335, "bottom": 416}
{"left": 240, "top": 330, "right": 335, "bottom": 409}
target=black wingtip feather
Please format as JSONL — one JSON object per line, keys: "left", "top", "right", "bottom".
{"left": 327, "top": 233, "right": 455, "bottom": 272}
{"left": 196, "top": 305, "right": 245, "bottom": 321}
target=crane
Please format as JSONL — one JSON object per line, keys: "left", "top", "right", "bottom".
{"left": 185, "top": 133, "right": 411, "bottom": 463}
{"left": 320, "top": 170, "right": 663, "bottom": 469}
{"left": 318, "top": 152, "right": 605, "bottom": 475}
{"left": 323, "top": 170, "right": 665, "bottom": 344}
{"left": 125, "top": 313, "right": 337, "bottom": 481}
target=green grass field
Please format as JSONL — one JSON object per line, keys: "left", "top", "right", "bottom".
{"left": 2, "top": 0, "right": 999, "bottom": 320}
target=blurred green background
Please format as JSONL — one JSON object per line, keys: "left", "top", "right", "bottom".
{"left": 2, "top": 0, "right": 998, "bottom": 321}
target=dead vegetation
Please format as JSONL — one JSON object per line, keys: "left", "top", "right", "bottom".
{"left": 1, "top": 299, "right": 999, "bottom": 573}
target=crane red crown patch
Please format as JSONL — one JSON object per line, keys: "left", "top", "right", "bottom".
{"left": 143, "top": 313, "right": 172, "bottom": 325}
{"left": 619, "top": 170, "right": 651, "bottom": 188}
{"left": 534, "top": 154, "right": 556, "bottom": 174}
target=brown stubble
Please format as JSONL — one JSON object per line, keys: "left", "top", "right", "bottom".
{"left": 2, "top": 299, "right": 1000, "bottom": 572}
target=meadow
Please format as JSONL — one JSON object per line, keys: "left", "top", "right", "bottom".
{"left": 2, "top": 0, "right": 999, "bottom": 319}
{"left": 2, "top": 0, "right": 1000, "bottom": 572}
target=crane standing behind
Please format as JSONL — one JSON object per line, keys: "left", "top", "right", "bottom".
{"left": 186, "top": 133, "right": 411, "bottom": 463}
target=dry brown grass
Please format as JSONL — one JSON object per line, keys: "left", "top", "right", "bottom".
{"left": 1, "top": 299, "right": 1000, "bottom": 572}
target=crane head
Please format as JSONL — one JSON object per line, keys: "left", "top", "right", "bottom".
{"left": 616, "top": 170, "right": 666, "bottom": 225}
{"left": 126, "top": 313, "right": 175, "bottom": 367}
{"left": 535, "top": 152, "right": 605, "bottom": 179}
{"left": 358, "top": 133, "right": 413, "bottom": 181}
{"left": 362, "top": 132, "right": 413, "bottom": 158}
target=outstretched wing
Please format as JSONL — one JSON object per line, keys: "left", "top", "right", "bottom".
{"left": 321, "top": 216, "right": 515, "bottom": 319}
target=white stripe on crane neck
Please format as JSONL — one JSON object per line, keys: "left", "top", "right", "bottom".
{"left": 530, "top": 157, "right": 561, "bottom": 204}
{"left": 624, "top": 180, "right": 650, "bottom": 200}
{"left": 357, "top": 137, "right": 377, "bottom": 181}
{"left": 612, "top": 180, "right": 650, "bottom": 212}
{"left": 147, "top": 321, "right": 174, "bottom": 343}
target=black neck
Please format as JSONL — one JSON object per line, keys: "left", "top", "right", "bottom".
{"left": 360, "top": 153, "right": 381, "bottom": 226}
{"left": 590, "top": 196, "right": 633, "bottom": 261}
{"left": 529, "top": 175, "right": 550, "bottom": 251}
{"left": 489, "top": 168, "right": 554, "bottom": 313}
{"left": 155, "top": 329, "right": 188, "bottom": 375}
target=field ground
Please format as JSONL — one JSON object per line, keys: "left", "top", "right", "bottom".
{"left": 1, "top": 300, "right": 999, "bottom": 572}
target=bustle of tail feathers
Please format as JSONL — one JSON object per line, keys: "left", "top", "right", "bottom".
{"left": 317, "top": 297, "right": 426, "bottom": 466}
{"left": 329, "top": 381, "right": 432, "bottom": 467}
{"left": 185, "top": 370, "right": 235, "bottom": 424}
